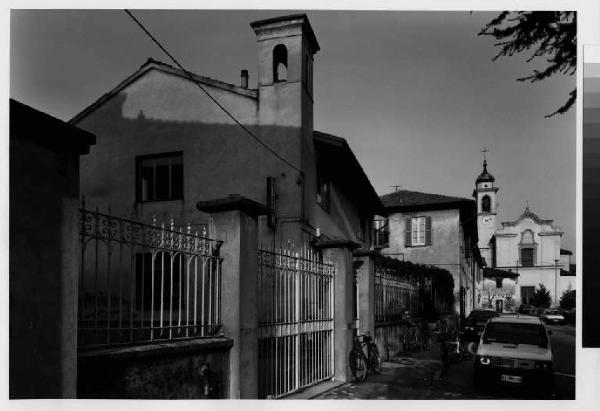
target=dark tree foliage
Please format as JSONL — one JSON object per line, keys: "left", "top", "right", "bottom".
{"left": 479, "top": 11, "right": 576, "bottom": 117}
{"left": 532, "top": 283, "right": 552, "bottom": 308}
{"left": 560, "top": 289, "right": 576, "bottom": 310}
{"left": 373, "top": 254, "right": 455, "bottom": 315}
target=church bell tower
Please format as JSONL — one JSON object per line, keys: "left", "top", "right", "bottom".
{"left": 473, "top": 149, "right": 499, "bottom": 267}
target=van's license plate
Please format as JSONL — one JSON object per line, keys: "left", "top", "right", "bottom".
{"left": 501, "top": 375, "right": 522, "bottom": 383}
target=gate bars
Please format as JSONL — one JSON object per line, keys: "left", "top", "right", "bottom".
{"left": 374, "top": 264, "right": 418, "bottom": 324}
{"left": 257, "top": 247, "right": 335, "bottom": 398}
{"left": 78, "top": 207, "right": 223, "bottom": 347}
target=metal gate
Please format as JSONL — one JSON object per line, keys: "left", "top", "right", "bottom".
{"left": 257, "top": 247, "right": 335, "bottom": 398}
{"left": 78, "top": 207, "right": 223, "bottom": 347}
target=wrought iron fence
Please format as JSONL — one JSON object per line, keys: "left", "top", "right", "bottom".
{"left": 374, "top": 263, "right": 418, "bottom": 324}
{"left": 257, "top": 247, "right": 335, "bottom": 399}
{"left": 78, "top": 207, "right": 223, "bottom": 348}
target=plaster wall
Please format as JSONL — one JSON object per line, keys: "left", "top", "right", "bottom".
{"left": 10, "top": 136, "right": 80, "bottom": 398}
{"left": 76, "top": 67, "right": 368, "bottom": 251}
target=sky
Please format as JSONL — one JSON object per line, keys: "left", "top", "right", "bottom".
{"left": 9, "top": 9, "right": 576, "bottom": 253}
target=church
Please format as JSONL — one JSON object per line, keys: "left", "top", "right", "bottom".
{"left": 474, "top": 156, "right": 575, "bottom": 311}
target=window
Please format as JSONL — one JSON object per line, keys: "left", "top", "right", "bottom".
{"left": 482, "top": 195, "right": 491, "bottom": 212}
{"left": 482, "top": 322, "right": 548, "bottom": 347}
{"left": 137, "top": 152, "right": 183, "bottom": 202}
{"left": 496, "top": 278, "right": 503, "bottom": 288}
{"left": 521, "top": 286, "right": 535, "bottom": 304}
{"left": 316, "top": 174, "right": 330, "bottom": 213}
{"left": 521, "top": 230, "right": 534, "bottom": 244}
{"left": 521, "top": 248, "right": 534, "bottom": 267}
{"left": 273, "top": 44, "right": 288, "bottom": 83}
{"left": 373, "top": 217, "right": 389, "bottom": 248}
{"left": 405, "top": 216, "right": 432, "bottom": 247}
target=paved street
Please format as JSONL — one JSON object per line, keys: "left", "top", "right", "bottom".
{"left": 316, "top": 324, "right": 575, "bottom": 400}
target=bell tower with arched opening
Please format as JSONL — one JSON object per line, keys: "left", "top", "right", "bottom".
{"left": 251, "top": 14, "right": 319, "bottom": 129}
{"left": 250, "top": 15, "right": 321, "bottom": 243}
{"left": 473, "top": 150, "right": 499, "bottom": 267}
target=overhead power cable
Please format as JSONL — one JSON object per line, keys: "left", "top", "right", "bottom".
{"left": 124, "top": 9, "right": 304, "bottom": 176}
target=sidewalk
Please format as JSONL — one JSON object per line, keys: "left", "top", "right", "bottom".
{"left": 313, "top": 345, "right": 445, "bottom": 399}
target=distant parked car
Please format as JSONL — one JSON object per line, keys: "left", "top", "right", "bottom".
{"left": 541, "top": 310, "right": 565, "bottom": 325}
{"left": 473, "top": 316, "right": 554, "bottom": 397}
{"left": 530, "top": 307, "right": 546, "bottom": 317}
{"left": 462, "top": 309, "right": 499, "bottom": 342}
{"left": 518, "top": 304, "right": 533, "bottom": 315}
{"left": 561, "top": 309, "right": 576, "bottom": 325}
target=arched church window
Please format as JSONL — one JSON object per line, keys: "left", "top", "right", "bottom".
{"left": 521, "top": 230, "right": 534, "bottom": 244}
{"left": 482, "top": 195, "right": 491, "bottom": 213}
{"left": 520, "top": 230, "right": 535, "bottom": 267}
{"left": 273, "top": 44, "right": 288, "bottom": 82}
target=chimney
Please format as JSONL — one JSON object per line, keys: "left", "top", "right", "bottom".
{"left": 240, "top": 70, "right": 248, "bottom": 89}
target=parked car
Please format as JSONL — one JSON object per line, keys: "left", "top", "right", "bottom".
{"left": 518, "top": 304, "right": 533, "bottom": 315}
{"left": 462, "top": 309, "right": 499, "bottom": 342}
{"left": 473, "top": 316, "right": 554, "bottom": 397}
{"left": 540, "top": 309, "right": 565, "bottom": 325}
{"left": 530, "top": 307, "right": 546, "bottom": 317}
{"left": 561, "top": 309, "right": 576, "bottom": 325}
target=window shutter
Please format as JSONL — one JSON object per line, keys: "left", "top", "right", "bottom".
{"left": 404, "top": 218, "right": 412, "bottom": 247}
{"left": 425, "top": 216, "right": 432, "bottom": 245}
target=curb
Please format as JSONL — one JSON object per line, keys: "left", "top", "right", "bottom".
{"left": 284, "top": 380, "right": 346, "bottom": 399}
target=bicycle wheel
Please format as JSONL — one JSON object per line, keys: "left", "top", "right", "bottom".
{"left": 422, "top": 334, "right": 432, "bottom": 351}
{"left": 402, "top": 333, "right": 409, "bottom": 352}
{"left": 415, "top": 334, "right": 422, "bottom": 351}
{"left": 349, "top": 348, "right": 368, "bottom": 382}
{"left": 368, "top": 344, "right": 382, "bottom": 374}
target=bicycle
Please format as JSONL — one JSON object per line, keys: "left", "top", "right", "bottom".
{"left": 349, "top": 333, "right": 382, "bottom": 382}
{"left": 403, "top": 320, "right": 432, "bottom": 351}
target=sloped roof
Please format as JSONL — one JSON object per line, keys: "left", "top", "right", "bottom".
{"left": 11, "top": 99, "right": 96, "bottom": 154}
{"left": 483, "top": 267, "right": 520, "bottom": 279}
{"left": 69, "top": 58, "right": 257, "bottom": 125}
{"left": 314, "top": 131, "right": 383, "bottom": 214}
{"left": 381, "top": 190, "right": 474, "bottom": 212}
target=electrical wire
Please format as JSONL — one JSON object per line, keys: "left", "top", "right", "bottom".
{"left": 123, "top": 9, "right": 304, "bottom": 177}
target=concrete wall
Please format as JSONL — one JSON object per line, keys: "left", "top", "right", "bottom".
{"left": 10, "top": 125, "right": 82, "bottom": 398}
{"left": 78, "top": 339, "right": 232, "bottom": 398}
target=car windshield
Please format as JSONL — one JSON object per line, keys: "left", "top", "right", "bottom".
{"left": 546, "top": 311, "right": 561, "bottom": 315}
{"left": 468, "top": 311, "right": 499, "bottom": 321}
{"left": 482, "top": 322, "right": 548, "bottom": 347}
